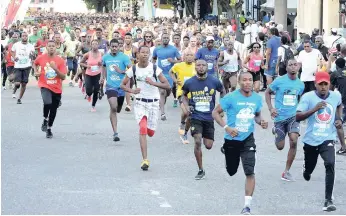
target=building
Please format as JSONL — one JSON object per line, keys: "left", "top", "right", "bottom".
{"left": 296, "top": 0, "right": 341, "bottom": 35}
{"left": 28, "top": 0, "right": 54, "bottom": 12}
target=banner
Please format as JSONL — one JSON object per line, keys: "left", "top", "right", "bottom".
{"left": 3, "top": 0, "right": 23, "bottom": 27}
{"left": 144, "top": 0, "right": 154, "bottom": 20}
{"left": 212, "top": 0, "right": 218, "bottom": 16}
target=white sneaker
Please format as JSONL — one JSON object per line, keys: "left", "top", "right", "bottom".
{"left": 12, "top": 94, "right": 16, "bottom": 98}
{"left": 74, "top": 82, "right": 79, "bottom": 87}
{"left": 3, "top": 86, "right": 6, "bottom": 90}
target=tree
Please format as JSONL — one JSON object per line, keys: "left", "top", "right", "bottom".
{"left": 83, "top": 0, "right": 113, "bottom": 12}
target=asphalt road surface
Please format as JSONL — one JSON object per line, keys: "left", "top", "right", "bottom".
{"left": 2, "top": 80, "right": 346, "bottom": 215}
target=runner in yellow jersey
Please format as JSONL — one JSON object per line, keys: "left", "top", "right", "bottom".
{"left": 169, "top": 49, "right": 196, "bottom": 144}
{"left": 123, "top": 32, "right": 138, "bottom": 112}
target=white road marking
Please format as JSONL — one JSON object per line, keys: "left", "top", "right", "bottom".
{"left": 150, "top": 190, "right": 172, "bottom": 208}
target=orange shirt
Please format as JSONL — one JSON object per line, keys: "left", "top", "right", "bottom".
{"left": 34, "top": 54, "right": 67, "bottom": 94}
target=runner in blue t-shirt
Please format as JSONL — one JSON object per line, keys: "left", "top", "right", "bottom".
{"left": 181, "top": 59, "right": 225, "bottom": 180}
{"left": 296, "top": 72, "right": 343, "bottom": 212}
{"left": 152, "top": 33, "right": 181, "bottom": 121}
{"left": 213, "top": 72, "right": 268, "bottom": 215}
{"left": 195, "top": 36, "right": 220, "bottom": 77}
{"left": 101, "top": 39, "right": 132, "bottom": 142}
{"left": 265, "top": 59, "right": 304, "bottom": 181}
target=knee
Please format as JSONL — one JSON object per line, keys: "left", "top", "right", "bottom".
{"left": 205, "top": 143, "right": 213, "bottom": 150}
{"left": 15, "top": 83, "right": 20, "bottom": 88}
{"left": 160, "top": 90, "right": 166, "bottom": 97}
{"left": 226, "top": 166, "right": 238, "bottom": 176}
{"left": 244, "top": 166, "right": 255, "bottom": 176}
{"left": 148, "top": 129, "right": 155, "bottom": 137}
{"left": 110, "top": 106, "right": 118, "bottom": 113}
{"left": 276, "top": 141, "right": 285, "bottom": 150}
{"left": 324, "top": 161, "right": 335, "bottom": 170}
{"left": 194, "top": 140, "right": 202, "bottom": 150}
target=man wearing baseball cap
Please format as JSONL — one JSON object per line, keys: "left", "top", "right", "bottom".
{"left": 296, "top": 71, "right": 343, "bottom": 212}
{"left": 195, "top": 36, "right": 219, "bottom": 77}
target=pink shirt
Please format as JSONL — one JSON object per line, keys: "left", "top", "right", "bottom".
{"left": 248, "top": 53, "right": 263, "bottom": 72}
{"left": 85, "top": 51, "right": 102, "bottom": 76}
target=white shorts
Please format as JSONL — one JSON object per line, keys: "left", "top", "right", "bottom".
{"left": 134, "top": 100, "right": 160, "bottom": 131}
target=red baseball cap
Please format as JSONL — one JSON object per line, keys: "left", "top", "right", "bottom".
{"left": 315, "top": 72, "right": 330, "bottom": 84}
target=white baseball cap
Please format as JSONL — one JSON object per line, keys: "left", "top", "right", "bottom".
{"left": 206, "top": 36, "right": 214, "bottom": 41}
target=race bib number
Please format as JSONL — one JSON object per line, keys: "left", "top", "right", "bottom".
{"left": 195, "top": 101, "right": 210, "bottom": 112}
{"left": 91, "top": 66, "right": 99, "bottom": 72}
{"left": 254, "top": 60, "right": 261, "bottom": 67}
{"left": 224, "top": 64, "right": 237, "bottom": 72}
{"left": 283, "top": 95, "right": 296, "bottom": 106}
{"left": 207, "top": 63, "right": 213, "bottom": 70}
{"left": 18, "top": 57, "right": 29, "bottom": 65}
{"left": 312, "top": 123, "right": 330, "bottom": 137}
{"left": 161, "top": 59, "right": 170, "bottom": 67}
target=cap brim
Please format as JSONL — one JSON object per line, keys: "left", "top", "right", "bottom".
{"left": 316, "top": 79, "right": 330, "bottom": 84}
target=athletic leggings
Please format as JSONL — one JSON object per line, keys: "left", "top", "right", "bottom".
{"left": 85, "top": 74, "right": 101, "bottom": 107}
{"left": 41, "top": 87, "right": 61, "bottom": 127}
{"left": 172, "top": 82, "right": 177, "bottom": 99}
{"left": 303, "top": 140, "right": 335, "bottom": 200}
{"left": 2, "top": 63, "right": 7, "bottom": 87}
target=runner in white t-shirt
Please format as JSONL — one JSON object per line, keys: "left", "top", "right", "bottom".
{"left": 11, "top": 32, "right": 35, "bottom": 104}
{"left": 120, "top": 45, "right": 170, "bottom": 171}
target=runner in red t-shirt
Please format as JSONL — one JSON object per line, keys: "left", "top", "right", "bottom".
{"left": 35, "top": 31, "right": 49, "bottom": 56}
{"left": 33, "top": 40, "right": 67, "bottom": 139}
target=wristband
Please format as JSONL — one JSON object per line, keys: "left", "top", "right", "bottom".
{"left": 223, "top": 125, "right": 229, "bottom": 129}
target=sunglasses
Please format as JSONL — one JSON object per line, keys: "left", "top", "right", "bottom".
{"left": 304, "top": 46, "right": 311, "bottom": 48}
{"left": 145, "top": 36, "right": 152, "bottom": 38}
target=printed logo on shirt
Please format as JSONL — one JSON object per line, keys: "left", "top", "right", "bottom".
{"left": 315, "top": 103, "right": 333, "bottom": 124}
{"left": 44, "top": 63, "right": 57, "bottom": 84}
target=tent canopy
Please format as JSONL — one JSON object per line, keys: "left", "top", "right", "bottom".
{"left": 261, "top": 0, "right": 297, "bottom": 13}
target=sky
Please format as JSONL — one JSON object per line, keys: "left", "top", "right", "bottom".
{"left": 53, "top": 0, "right": 89, "bottom": 13}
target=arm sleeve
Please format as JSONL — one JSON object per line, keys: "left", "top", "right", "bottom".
{"left": 220, "top": 95, "right": 231, "bottom": 111}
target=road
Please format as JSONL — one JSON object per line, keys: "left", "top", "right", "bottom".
{"left": 2, "top": 80, "right": 346, "bottom": 215}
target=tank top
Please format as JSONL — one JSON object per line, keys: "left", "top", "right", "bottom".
{"left": 86, "top": 51, "right": 102, "bottom": 76}
{"left": 223, "top": 50, "right": 238, "bottom": 73}
{"left": 56, "top": 44, "right": 65, "bottom": 57}
{"left": 124, "top": 46, "right": 134, "bottom": 63}
{"left": 81, "top": 44, "right": 91, "bottom": 54}
{"left": 248, "top": 53, "right": 263, "bottom": 72}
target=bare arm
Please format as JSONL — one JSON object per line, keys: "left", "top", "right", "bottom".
{"left": 265, "top": 87, "right": 274, "bottom": 111}
{"left": 217, "top": 52, "right": 226, "bottom": 66}
{"left": 265, "top": 48, "right": 271, "bottom": 68}
{"left": 150, "top": 73, "right": 170, "bottom": 90}
{"left": 79, "top": 53, "right": 89, "bottom": 68}
{"left": 242, "top": 55, "right": 251, "bottom": 70}
{"left": 120, "top": 75, "right": 132, "bottom": 93}
{"left": 296, "top": 109, "right": 317, "bottom": 122}
{"left": 212, "top": 104, "right": 227, "bottom": 128}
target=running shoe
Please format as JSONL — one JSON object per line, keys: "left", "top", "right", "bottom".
{"left": 178, "top": 123, "right": 185, "bottom": 135}
{"left": 336, "top": 148, "right": 346, "bottom": 155}
{"left": 113, "top": 133, "right": 120, "bottom": 142}
{"left": 69, "top": 81, "right": 73, "bottom": 87}
{"left": 180, "top": 134, "right": 189, "bottom": 144}
{"left": 221, "top": 146, "right": 225, "bottom": 154}
{"left": 46, "top": 129, "right": 53, "bottom": 139}
{"left": 87, "top": 96, "right": 92, "bottom": 102}
{"left": 41, "top": 119, "right": 48, "bottom": 132}
{"left": 91, "top": 107, "right": 96, "bottom": 112}
{"left": 161, "top": 114, "right": 167, "bottom": 121}
{"left": 173, "top": 99, "right": 178, "bottom": 107}
{"left": 195, "top": 170, "right": 205, "bottom": 180}
{"left": 281, "top": 171, "right": 295, "bottom": 182}
{"left": 125, "top": 105, "right": 131, "bottom": 112}
{"left": 241, "top": 207, "right": 251, "bottom": 215}
{"left": 141, "top": 159, "right": 150, "bottom": 171}
{"left": 81, "top": 86, "right": 85, "bottom": 94}
{"left": 303, "top": 170, "right": 311, "bottom": 181}
{"left": 12, "top": 94, "right": 16, "bottom": 98}
{"left": 17, "top": 99, "right": 22, "bottom": 104}
{"left": 99, "top": 90, "right": 104, "bottom": 100}
{"left": 323, "top": 200, "right": 336, "bottom": 212}
{"left": 3, "top": 86, "right": 6, "bottom": 90}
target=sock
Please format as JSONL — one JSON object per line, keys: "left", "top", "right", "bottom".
{"left": 244, "top": 196, "right": 252, "bottom": 208}
{"left": 114, "top": 132, "right": 118, "bottom": 136}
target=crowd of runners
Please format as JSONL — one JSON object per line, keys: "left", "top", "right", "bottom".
{"left": 2, "top": 12, "right": 346, "bottom": 215}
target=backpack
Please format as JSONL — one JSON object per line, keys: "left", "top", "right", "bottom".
{"left": 132, "top": 64, "right": 158, "bottom": 88}
{"left": 279, "top": 46, "right": 294, "bottom": 69}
